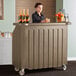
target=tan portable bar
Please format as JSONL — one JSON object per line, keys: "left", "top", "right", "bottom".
{"left": 12, "top": 23, "right": 69, "bottom": 75}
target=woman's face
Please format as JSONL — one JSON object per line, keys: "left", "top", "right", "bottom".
{"left": 36, "top": 5, "right": 43, "bottom": 13}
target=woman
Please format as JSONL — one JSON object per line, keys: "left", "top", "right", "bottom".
{"left": 32, "top": 3, "right": 50, "bottom": 23}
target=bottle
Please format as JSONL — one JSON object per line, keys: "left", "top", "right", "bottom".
{"left": 25, "top": 9, "right": 30, "bottom": 23}
{"left": 65, "top": 13, "right": 69, "bottom": 22}
{"left": 18, "top": 9, "right": 22, "bottom": 23}
{"left": 22, "top": 9, "right": 26, "bottom": 23}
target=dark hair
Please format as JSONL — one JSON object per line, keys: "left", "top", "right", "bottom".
{"left": 35, "top": 3, "right": 43, "bottom": 8}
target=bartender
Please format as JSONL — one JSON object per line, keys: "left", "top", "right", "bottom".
{"left": 32, "top": 3, "right": 50, "bottom": 23}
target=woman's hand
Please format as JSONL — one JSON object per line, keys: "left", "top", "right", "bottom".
{"left": 41, "top": 20, "right": 46, "bottom": 23}
{"left": 41, "top": 18, "right": 50, "bottom": 23}
{"left": 45, "top": 18, "right": 50, "bottom": 23}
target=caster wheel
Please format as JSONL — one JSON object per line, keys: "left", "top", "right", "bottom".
{"left": 62, "top": 64, "right": 67, "bottom": 70}
{"left": 19, "top": 69, "right": 25, "bottom": 76}
{"left": 15, "top": 67, "right": 19, "bottom": 71}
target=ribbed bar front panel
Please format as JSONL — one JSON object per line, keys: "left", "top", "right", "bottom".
{"left": 13, "top": 25, "right": 67, "bottom": 69}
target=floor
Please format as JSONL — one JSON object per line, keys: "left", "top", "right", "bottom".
{"left": 0, "top": 61, "right": 76, "bottom": 76}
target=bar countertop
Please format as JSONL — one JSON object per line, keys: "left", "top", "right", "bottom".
{"left": 13, "top": 22, "right": 71, "bottom": 26}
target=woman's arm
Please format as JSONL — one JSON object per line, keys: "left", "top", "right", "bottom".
{"left": 32, "top": 14, "right": 50, "bottom": 23}
{"left": 32, "top": 14, "right": 41, "bottom": 23}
